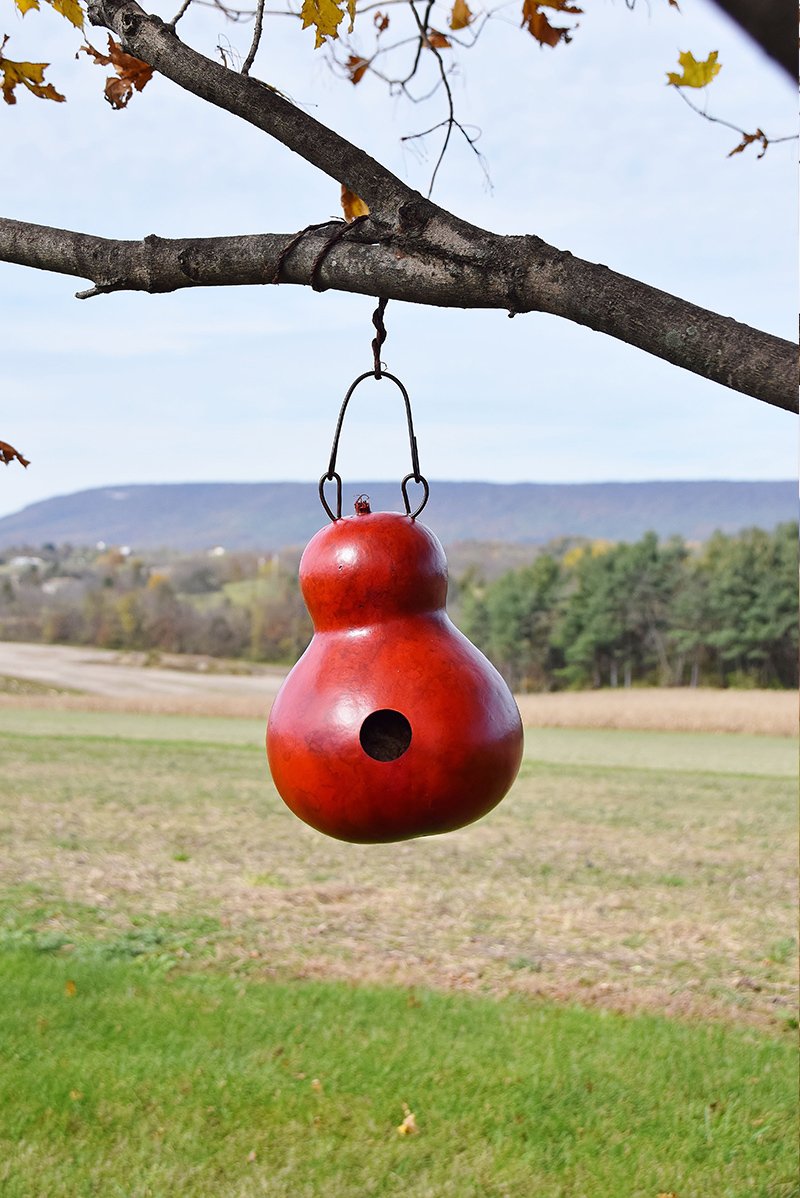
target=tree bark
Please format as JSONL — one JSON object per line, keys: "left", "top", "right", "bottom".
{"left": 707, "top": 0, "right": 796, "bottom": 80}
{"left": 0, "top": 0, "right": 795, "bottom": 414}
{"left": 2, "top": 214, "right": 794, "bottom": 411}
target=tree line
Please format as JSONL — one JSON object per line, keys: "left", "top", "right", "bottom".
{"left": 0, "top": 524, "right": 796, "bottom": 690}
{"left": 458, "top": 524, "right": 797, "bottom": 690}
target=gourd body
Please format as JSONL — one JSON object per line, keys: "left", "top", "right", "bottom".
{"left": 266, "top": 509, "right": 523, "bottom": 843}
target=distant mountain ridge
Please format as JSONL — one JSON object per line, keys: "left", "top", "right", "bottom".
{"left": 0, "top": 481, "right": 794, "bottom": 551}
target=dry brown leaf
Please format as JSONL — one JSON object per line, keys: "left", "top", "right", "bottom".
{"left": 341, "top": 185, "right": 369, "bottom": 221}
{"left": 373, "top": 10, "right": 389, "bottom": 32}
{"left": 727, "top": 128, "right": 768, "bottom": 158}
{"left": 345, "top": 54, "right": 370, "bottom": 84}
{"left": 521, "top": 0, "right": 580, "bottom": 46}
{"left": 0, "top": 439, "right": 30, "bottom": 467}
{"left": 427, "top": 29, "right": 452, "bottom": 48}
{"left": 65, "top": 979, "right": 77, "bottom": 997}
{"left": 80, "top": 37, "right": 154, "bottom": 109}
{"left": 449, "top": 0, "right": 473, "bottom": 29}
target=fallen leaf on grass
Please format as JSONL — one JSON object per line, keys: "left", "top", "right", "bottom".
{"left": 397, "top": 1102, "right": 418, "bottom": 1135}
{"left": 64, "top": 979, "right": 77, "bottom": 997}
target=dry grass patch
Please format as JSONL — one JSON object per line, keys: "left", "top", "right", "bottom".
{"left": 0, "top": 643, "right": 795, "bottom": 732}
{"left": 0, "top": 684, "right": 796, "bottom": 734}
{"left": 1, "top": 712, "right": 795, "bottom": 1031}
{"left": 515, "top": 687, "right": 797, "bottom": 735}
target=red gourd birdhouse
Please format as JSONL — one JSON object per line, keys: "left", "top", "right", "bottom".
{"left": 266, "top": 371, "right": 524, "bottom": 843}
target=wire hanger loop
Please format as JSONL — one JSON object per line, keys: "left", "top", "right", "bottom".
{"left": 319, "top": 370, "right": 429, "bottom": 522}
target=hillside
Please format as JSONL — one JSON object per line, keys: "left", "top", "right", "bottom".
{"left": 0, "top": 480, "right": 794, "bottom": 551}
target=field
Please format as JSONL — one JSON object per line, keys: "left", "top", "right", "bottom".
{"left": 0, "top": 683, "right": 797, "bottom": 1195}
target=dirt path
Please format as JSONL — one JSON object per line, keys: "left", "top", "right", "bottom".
{"left": 0, "top": 642, "right": 284, "bottom": 708}
{"left": 0, "top": 640, "right": 796, "bottom": 733}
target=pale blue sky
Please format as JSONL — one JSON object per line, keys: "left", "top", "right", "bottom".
{"left": 1, "top": 0, "right": 796, "bottom": 520}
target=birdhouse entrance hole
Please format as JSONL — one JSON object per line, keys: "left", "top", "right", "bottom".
{"left": 359, "top": 710, "right": 412, "bottom": 762}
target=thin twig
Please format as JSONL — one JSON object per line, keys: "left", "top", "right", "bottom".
{"left": 671, "top": 84, "right": 798, "bottom": 158}
{"left": 402, "top": 0, "right": 494, "bottom": 195}
{"left": 241, "top": 0, "right": 265, "bottom": 73}
{"left": 168, "top": 0, "right": 194, "bottom": 28}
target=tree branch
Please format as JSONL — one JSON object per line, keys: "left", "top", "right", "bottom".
{"left": 2, "top": 0, "right": 793, "bottom": 415}
{"left": 1, "top": 216, "right": 795, "bottom": 413}
{"left": 706, "top": 0, "right": 796, "bottom": 81}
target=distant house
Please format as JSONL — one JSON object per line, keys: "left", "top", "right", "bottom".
{"left": 9, "top": 555, "right": 44, "bottom": 571}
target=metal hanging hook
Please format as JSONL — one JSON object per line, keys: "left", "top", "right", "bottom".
{"left": 318, "top": 370, "right": 430, "bottom": 522}
{"left": 371, "top": 297, "right": 388, "bottom": 379}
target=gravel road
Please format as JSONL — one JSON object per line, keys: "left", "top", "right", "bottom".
{"left": 0, "top": 641, "right": 286, "bottom": 703}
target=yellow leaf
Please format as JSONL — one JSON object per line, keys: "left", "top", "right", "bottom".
{"left": 0, "top": 39, "right": 66, "bottom": 105}
{"left": 46, "top": 0, "right": 84, "bottom": 28}
{"left": 346, "top": 0, "right": 356, "bottom": 33}
{"left": 666, "top": 50, "right": 721, "bottom": 88}
{"left": 341, "top": 185, "right": 369, "bottom": 221}
{"left": 69, "top": 1088, "right": 83, "bottom": 1100}
{"left": 13, "top": 0, "right": 41, "bottom": 16}
{"left": 397, "top": 1102, "right": 418, "bottom": 1135}
{"left": 449, "top": 0, "right": 473, "bottom": 29}
{"left": 300, "top": 0, "right": 347, "bottom": 47}
{"left": 65, "top": 979, "right": 77, "bottom": 997}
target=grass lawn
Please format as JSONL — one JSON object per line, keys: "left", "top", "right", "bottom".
{"left": 0, "top": 707, "right": 796, "bottom": 1194}
{"left": 1, "top": 950, "right": 796, "bottom": 1198}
